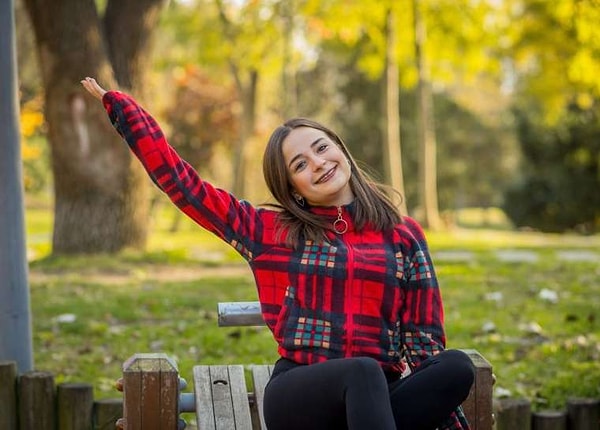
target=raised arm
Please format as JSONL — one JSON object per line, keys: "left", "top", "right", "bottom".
{"left": 80, "top": 78, "right": 265, "bottom": 261}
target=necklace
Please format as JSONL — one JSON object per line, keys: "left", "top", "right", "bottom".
{"left": 333, "top": 207, "right": 348, "bottom": 234}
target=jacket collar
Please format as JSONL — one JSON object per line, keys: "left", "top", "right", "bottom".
{"left": 309, "top": 201, "right": 356, "bottom": 234}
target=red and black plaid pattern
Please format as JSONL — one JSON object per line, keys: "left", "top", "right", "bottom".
{"left": 103, "top": 91, "right": 469, "bottom": 429}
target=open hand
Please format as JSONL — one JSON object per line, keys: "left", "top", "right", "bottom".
{"left": 80, "top": 77, "right": 107, "bottom": 100}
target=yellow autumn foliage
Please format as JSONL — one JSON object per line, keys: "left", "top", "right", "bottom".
{"left": 20, "top": 98, "right": 45, "bottom": 161}
{"left": 21, "top": 109, "right": 44, "bottom": 138}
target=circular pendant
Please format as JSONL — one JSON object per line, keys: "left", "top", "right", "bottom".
{"left": 333, "top": 218, "right": 348, "bottom": 234}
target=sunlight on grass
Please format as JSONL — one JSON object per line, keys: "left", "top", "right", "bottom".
{"left": 440, "top": 257, "right": 600, "bottom": 410}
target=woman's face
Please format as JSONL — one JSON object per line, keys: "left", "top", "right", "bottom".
{"left": 282, "top": 126, "right": 354, "bottom": 207}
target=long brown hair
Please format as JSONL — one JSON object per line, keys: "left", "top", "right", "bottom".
{"left": 262, "top": 118, "right": 403, "bottom": 247}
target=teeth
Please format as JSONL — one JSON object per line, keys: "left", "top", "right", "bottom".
{"left": 317, "top": 167, "right": 335, "bottom": 183}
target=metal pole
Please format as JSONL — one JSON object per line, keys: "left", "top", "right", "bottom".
{"left": 0, "top": 0, "right": 34, "bottom": 373}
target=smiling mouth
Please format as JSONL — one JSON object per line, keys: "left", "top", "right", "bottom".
{"left": 315, "top": 166, "right": 337, "bottom": 184}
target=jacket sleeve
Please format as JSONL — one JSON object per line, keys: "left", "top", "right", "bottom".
{"left": 101, "top": 90, "right": 263, "bottom": 261}
{"left": 399, "top": 216, "right": 446, "bottom": 368}
{"left": 399, "top": 217, "right": 471, "bottom": 430}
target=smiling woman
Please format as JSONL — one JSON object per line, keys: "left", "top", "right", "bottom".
{"left": 282, "top": 127, "right": 354, "bottom": 207}
{"left": 262, "top": 117, "right": 402, "bottom": 247}
{"left": 81, "top": 77, "right": 475, "bottom": 430}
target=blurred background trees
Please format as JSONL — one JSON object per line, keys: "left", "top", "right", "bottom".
{"left": 15, "top": 0, "right": 600, "bottom": 255}
{"left": 21, "top": 0, "right": 169, "bottom": 254}
{"left": 500, "top": 0, "right": 600, "bottom": 233}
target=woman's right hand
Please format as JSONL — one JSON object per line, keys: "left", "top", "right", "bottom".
{"left": 80, "top": 77, "right": 107, "bottom": 100}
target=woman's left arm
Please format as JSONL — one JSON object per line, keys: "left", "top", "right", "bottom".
{"left": 399, "top": 219, "right": 471, "bottom": 430}
{"left": 398, "top": 217, "right": 446, "bottom": 370}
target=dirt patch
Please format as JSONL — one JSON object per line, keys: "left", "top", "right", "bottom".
{"left": 28, "top": 264, "right": 253, "bottom": 285}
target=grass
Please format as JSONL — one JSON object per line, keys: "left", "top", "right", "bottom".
{"left": 24, "top": 201, "right": 600, "bottom": 413}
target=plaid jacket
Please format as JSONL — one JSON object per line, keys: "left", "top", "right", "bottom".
{"left": 102, "top": 91, "right": 469, "bottom": 430}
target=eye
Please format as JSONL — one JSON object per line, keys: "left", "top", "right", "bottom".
{"left": 293, "top": 160, "right": 307, "bottom": 172}
{"left": 317, "top": 143, "right": 328, "bottom": 153}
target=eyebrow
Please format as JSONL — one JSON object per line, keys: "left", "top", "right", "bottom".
{"left": 287, "top": 137, "right": 325, "bottom": 169}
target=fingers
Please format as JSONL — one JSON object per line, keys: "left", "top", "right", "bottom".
{"left": 80, "top": 77, "right": 100, "bottom": 99}
{"left": 80, "top": 77, "right": 107, "bottom": 100}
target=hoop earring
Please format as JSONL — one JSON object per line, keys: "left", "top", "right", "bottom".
{"left": 293, "top": 194, "right": 305, "bottom": 207}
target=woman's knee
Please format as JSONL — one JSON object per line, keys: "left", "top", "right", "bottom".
{"left": 340, "top": 357, "right": 388, "bottom": 389}
{"left": 441, "top": 350, "right": 476, "bottom": 393}
{"left": 345, "top": 357, "right": 384, "bottom": 376}
{"left": 445, "top": 350, "right": 475, "bottom": 375}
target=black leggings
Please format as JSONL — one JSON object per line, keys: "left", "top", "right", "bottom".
{"left": 263, "top": 349, "right": 475, "bottom": 430}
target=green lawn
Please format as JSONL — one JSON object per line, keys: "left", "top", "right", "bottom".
{"left": 25, "top": 202, "right": 600, "bottom": 412}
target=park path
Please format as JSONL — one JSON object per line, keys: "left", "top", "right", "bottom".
{"left": 28, "top": 248, "right": 598, "bottom": 287}
{"left": 27, "top": 264, "right": 253, "bottom": 285}
{"left": 433, "top": 249, "right": 599, "bottom": 263}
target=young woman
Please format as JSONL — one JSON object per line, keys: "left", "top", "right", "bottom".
{"left": 81, "top": 77, "right": 475, "bottom": 430}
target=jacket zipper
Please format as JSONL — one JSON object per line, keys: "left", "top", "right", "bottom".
{"left": 338, "top": 206, "right": 356, "bottom": 357}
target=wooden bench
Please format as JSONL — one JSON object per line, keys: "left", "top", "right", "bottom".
{"left": 120, "top": 301, "right": 494, "bottom": 430}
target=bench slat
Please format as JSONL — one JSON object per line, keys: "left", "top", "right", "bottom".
{"left": 193, "top": 366, "right": 218, "bottom": 430}
{"left": 228, "top": 366, "right": 254, "bottom": 429}
{"left": 210, "top": 366, "right": 238, "bottom": 430}
{"left": 193, "top": 365, "right": 253, "bottom": 430}
{"left": 250, "top": 365, "right": 274, "bottom": 430}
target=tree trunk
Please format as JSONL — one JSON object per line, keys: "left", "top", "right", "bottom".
{"left": 23, "top": 0, "right": 166, "bottom": 253}
{"left": 413, "top": 0, "right": 442, "bottom": 230}
{"left": 280, "top": 0, "right": 297, "bottom": 119}
{"left": 104, "top": 0, "right": 165, "bottom": 97}
{"left": 232, "top": 69, "right": 258, "bottom": 198}
{"left": 215, "top": 0, "right": 259, "bottom": 199}
{"left": 382, "top": 5, "right": 408, "bottom": 215}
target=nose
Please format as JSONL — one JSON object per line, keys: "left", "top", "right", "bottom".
{"left": 308, "top": 155, "right": 327, "bottom": 171}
